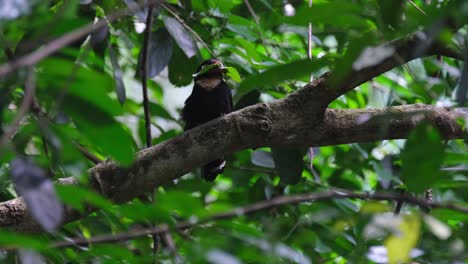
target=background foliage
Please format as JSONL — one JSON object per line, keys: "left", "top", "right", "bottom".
{"left": 1, "top": 0, "right": 468, "bottom": 263}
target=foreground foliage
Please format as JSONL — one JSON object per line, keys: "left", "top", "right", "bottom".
{"left": 0, "top": 0, "right": 467, "bottom": 263}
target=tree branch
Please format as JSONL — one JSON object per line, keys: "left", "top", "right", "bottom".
{"left": 0, "top": 0, "right": 163, "bottom": 77}
{"left": 46, "top": 188, "right": 468, "bottom": 248}
{"left": 1, "top": 103, "right": 466, "bottom": 231}
{"left": 296, "top": 31, "right": 463, "bottom": 106}
{"left": 0, "top": 30, "right": 466, "bottom": 232}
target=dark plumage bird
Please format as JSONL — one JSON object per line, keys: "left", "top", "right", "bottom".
{"left": 182, "top": 59, "right": 233, "bottom": 181}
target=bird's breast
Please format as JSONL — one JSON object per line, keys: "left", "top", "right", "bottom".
{"left": 195, "top": 78, "right": 222, "bottom": 91}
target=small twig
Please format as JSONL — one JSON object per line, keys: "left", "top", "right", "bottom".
{"left": 0, "top": 0, "right": 163, "bottom": 77}
{"left": 48, "top": 189, "right": 468, "bottom": 248}
{"left": 162, "top": 231, "right": 180, "bottom": 261}
{"left": 161, "top": 3, "right": 215, "bottom": 57}
{"left": 0, "top": 67, "right": 36, "bottom": 148}
{"left": 408, "top": 0, "right": 427, "bottom": 15}
{"left": 74, "top": 143, "right": 102, "bottom": 165}
{"left": 141, "top": 6, "right": 154, "bottom": 148}
{"left": 244, "top": 0, "right": 271, "bottom": 57}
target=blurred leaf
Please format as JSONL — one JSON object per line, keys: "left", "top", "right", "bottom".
{"left": 157, "top": 191, "right": 205, "bottom": 218}
{"left": 10, "top": 157, "right": 63, "bottom": 232}
{"left": 38, "top": 58, "right": 120, "bottom": 116}
{"left": 0, "top": 230, "right": 46, "bottom": 250}
{"left": 206, "top": 250, "right": 242, "bottom": 264}
{"left": 168, "top": 44, "right": 198, "bottom": 86}
{"left": 108, "top": 44, "right": 126, "bottom": 105}
{"left": 19, "top": 249, "right": 46, "bottom": 264}
{"left": 136, "top": 28, "right": 173, "bottom": 78}
{"left": 250, "top": 150, "right": 275, "bottom": 168}
{"left": 87, "top": 245, "right": 138, "bottom": 262}
{"left": 55, "top": 185, "right": 113, "bottom": 212}
{"left": 225, "top": 66, "right": 241, "bottom": 82}
{"left": 206, "top": 0, "right": 242, "bottom": 13}
{"left": 149, "top": 102, "right": 176, "bottom": 121}
{"left": 226, "top": 15, "right": 258, "bottom": 41}
{"left": 239, "top": 58, "right": 327, "bottom": 97}
{"left": 271, "top": 147, "right": 305, "bottom": 185}
{"left": 377, "top": 0, "right": 405, "bottom": 29}
{"left": 163, "top": 16, "right": 197, "bottom": 58}
{"left": 119, "top": 203, "right": 172, "bottom": 223}
{"left": 287, "top": 1, "right": 369, "bottom": 29}
{"left": 122, "top": 0, "right": 147, "bottom": 22}
{"left": 90, "top": 23, "right": 109, "bottom": 57}
{"left": 385, "top": 214, "right": 421, "bottom": 264}
{"left": 401, "top": 124, "right": 444, "bottom": 193}
{"left": 0, "top": 0, "right": 35, "bottom": 20}
{"left": 424, "top": 215, "right": 452, "bottom": 240}
{"left": 63, "top": 95, "right": 135, "bottom": 166}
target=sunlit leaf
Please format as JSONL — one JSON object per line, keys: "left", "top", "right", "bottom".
{"left": 385, "top": 214, "right": 421, "bottom": 264}
{"left": 225, "top": 66, "right": 241, "bottom": 82}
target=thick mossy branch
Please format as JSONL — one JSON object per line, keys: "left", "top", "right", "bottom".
{"left": 1, "top": 103, "right": 466, "bottom": 231}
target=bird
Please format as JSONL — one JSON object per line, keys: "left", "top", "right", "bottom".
{"left": 182, "top": 59, "right": 233, "bottom": 181}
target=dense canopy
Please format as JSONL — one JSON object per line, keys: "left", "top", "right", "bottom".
{"left": 0, "top": 0, "right": 467, "bottom": 263}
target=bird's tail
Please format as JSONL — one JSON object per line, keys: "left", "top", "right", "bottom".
{"left": 201, "top": 159, "right": 226, "bottom": 181}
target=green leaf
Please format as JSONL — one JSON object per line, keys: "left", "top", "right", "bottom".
{"left": 136, "top": 28, "right": 173, "bottom": 78}
{"left": 377, "top": 0, "right": 405, "bottom": 29}
{"left": 226, "top": 15, "right": 258, "bottom": 41}
{"left": 38, "top": 58, "right": 120, "bottom": 116}
{"left": 168, "top": 44, "right": 198, "bottom": 86}
{"left": 55, "top": 185, "right": 113, "bottom": 212}
{"left": 271, "top": 147, "right": 305, "bottom": 185}
{"left": 118, "top": 203, "right": 172, "bottom": 223}
{"left": 239, "top": 58, "right": 328, "bottom": 97}
{"left": 385, "top": 214, "right": 421, "bottom": 264}
{"left": 401, "top": 124, "right": 445, "bottom": 193}
{"left": 163, "top": 16, "right": 197, "bottom": 58}
{"left": 0, "top": 230, "right": 46, "bottom": 250}
{"left": 287, "top": 1, "right": 370, "bottom": 29}
{"left": 156, "top": 191, "right": 205, "bottom": 218}
{"left": 225, "top": 66, "right": 241, "bottom": 82}
{"left": 63, "top": 95, "right": 135, "bottom": 166}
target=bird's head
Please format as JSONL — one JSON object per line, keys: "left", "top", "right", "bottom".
{"left": 192, "top": 59, "right": 227, "bottom": 80}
